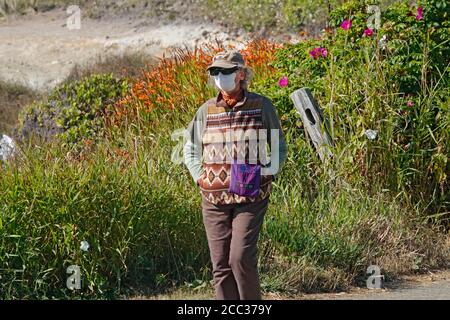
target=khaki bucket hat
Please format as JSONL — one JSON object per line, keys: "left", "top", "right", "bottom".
{"left": 207, "top": 50, "right": 245, "bottom": 70}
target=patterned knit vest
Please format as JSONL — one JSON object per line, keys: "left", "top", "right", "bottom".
{"left": 199, "top": 91, "right": 273, "bottom": 205}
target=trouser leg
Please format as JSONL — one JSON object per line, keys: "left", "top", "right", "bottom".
{"left": 229, "top": 197, "right": 269, "bottom": 300}
{"left": 201, "top": 197, "right": 239, "bottom": 300}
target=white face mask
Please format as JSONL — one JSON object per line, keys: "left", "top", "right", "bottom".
{"left": 213, "top": 72, "right": 237, "bottom": 93}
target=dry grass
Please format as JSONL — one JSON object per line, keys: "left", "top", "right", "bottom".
{"left": 64, "top": 52, "right": 156, "bottom": 84}
{"left": 0, "top": 80, "right": 39, "bottom": 136}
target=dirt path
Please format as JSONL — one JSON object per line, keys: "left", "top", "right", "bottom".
{"left": 270, "top": 270, "right": 450, "bottom": 300}
{"left": 0, "top": 9, "right": 245, "bottom": 91}
{"left": 133, "top": 270, "right": 450, "bottom": 300}
{"left": 342, "top": 280, "right": 449, "bottom": 300}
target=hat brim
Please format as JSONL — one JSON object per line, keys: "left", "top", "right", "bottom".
{"left": 206, "top": 61, "right": 240, "bottom": 70}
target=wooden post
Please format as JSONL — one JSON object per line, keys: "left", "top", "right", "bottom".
{"left": 291, "top": 88, "right": 351, "bottom": 190}
{"left": 290, "top": 88, "right": 333, "bottom": 162}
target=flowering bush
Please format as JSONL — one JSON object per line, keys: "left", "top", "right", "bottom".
{"left": 327, "top": 0, "right": 449, "bottom": 94}
{"left": 264, "top": 0, "right": 449, "bottom": 214}
{"left": 113, "top": 40, "right": 281, "bottom": 128}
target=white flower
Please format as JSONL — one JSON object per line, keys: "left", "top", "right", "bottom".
{"left": 379, "top": 35, "right": 387, "bottom": 51}
{"left": 80, "top": 240, "right": 90, "bottom": 252}
{"left": 0, "top": 134, "right": 16, "bottom": 162}
{"left": 365, "top": 129, "right": 378, "bottom": 140}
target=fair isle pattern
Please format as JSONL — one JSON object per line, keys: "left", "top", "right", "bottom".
{"left": 203, "top": 142, "right": 262, "bottom": 165}
{"left": 199, "top": 93, "right": 273, "bottom": 205}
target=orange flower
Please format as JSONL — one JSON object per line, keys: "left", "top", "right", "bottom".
{"left": 108, "top": 39, "right": 278, "bottom": 126}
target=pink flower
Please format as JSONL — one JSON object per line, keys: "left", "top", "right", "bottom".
{"left": 416, "top": 6, "right": 423, "bottom": 20}
{"left": 309, "top": 47, "right": 328, "bottom": 59}
{"left": 278, "top": 76, "right": 289, "bottom": 87}
{"left": 407, "top": 100, "right": 414, "bottom": 107}
{"left": 309, "top": 49, "right": 319, "bottom": 59}
{"left": 364, "top": 28, "right": 373, "bottom": 37}
{"left": 319, "top": 47, "right": 328, "bottom": 57}
{"left": 341, "top": 19, "right": 352, "bottom": 30}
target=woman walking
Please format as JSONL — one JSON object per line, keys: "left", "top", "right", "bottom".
{"left": 184, "top": 50, "right": 287, "bottom": 300}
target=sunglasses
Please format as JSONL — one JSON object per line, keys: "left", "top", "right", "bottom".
{"left": 209, "top": 66, "right": 239, "bottom": 76}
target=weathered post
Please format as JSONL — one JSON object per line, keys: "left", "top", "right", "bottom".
{"left": 291, "top": 88, "right": 351, "bottom": 190}
{"left": 290, "top": 88, "right": 333, "bottom": 162}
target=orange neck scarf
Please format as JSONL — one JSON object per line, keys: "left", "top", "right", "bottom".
{"left": 221, "top": 88, "right": 244, "bottom": 107}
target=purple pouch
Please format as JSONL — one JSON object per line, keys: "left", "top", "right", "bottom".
{"left": 228, "top": 161, "right": 261, "bottom": 197}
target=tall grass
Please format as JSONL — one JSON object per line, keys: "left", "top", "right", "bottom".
{"left": 0, "top": 135, "right": 209, "bottom": 298}
{"left": 1, "top": 0, "right": 449, "bottom": 299}
{"left": 2, "top": 88, "right": 446, "bottom": 298}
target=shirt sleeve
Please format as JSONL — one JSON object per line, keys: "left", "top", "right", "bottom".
{"left": 261, "top": 97, "right": 288, "bottom": 181}
{"left": 183, "top": 104, "right": 207, "bottom": 183}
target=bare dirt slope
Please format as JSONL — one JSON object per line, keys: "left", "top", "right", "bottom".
{"left": 0, "top": 8, "right": 245, "bottom": 91}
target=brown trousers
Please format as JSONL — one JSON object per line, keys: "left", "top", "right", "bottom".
{"left": 201, "top": 195, "right": 269, "bottom": 300}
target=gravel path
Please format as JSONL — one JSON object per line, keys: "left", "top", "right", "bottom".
{"left": 301, "top": 270, "right": 450, "bottom": 300}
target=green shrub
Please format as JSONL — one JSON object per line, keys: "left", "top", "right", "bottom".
{"left": 18, "top": 74, "right": 128, "bottom": 144}
{"left": 202, "top": 0, "right": 340, "bottom": 33}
